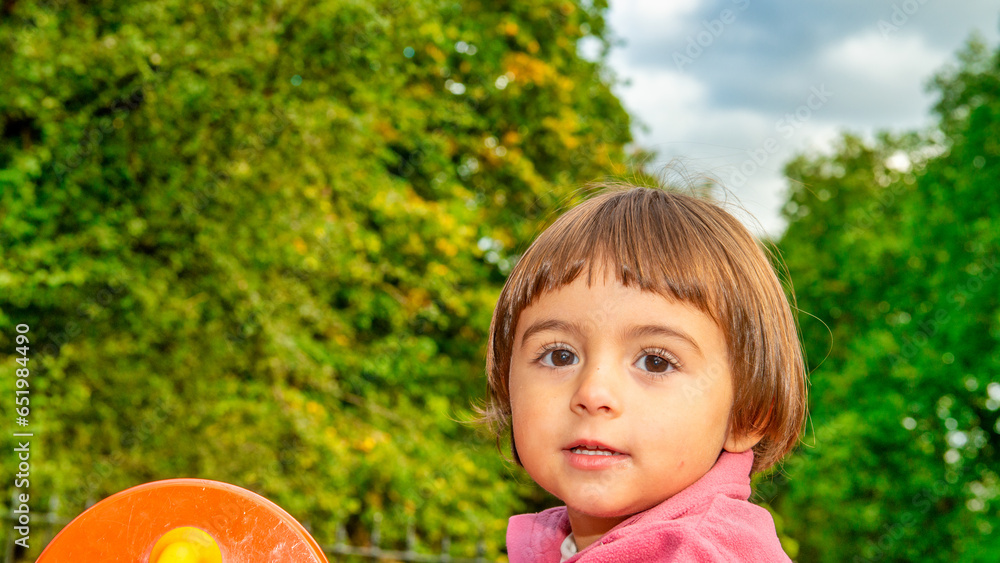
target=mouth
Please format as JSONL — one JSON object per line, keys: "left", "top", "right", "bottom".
{"left": 565, "top": 441, "right": 625, "bottom": 457}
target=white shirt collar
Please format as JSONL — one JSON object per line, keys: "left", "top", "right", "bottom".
{"left": 559, "top": 532, "right": 578, "bottom": 562}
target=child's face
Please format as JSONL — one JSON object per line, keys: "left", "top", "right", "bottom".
{"left": 509, "top": 269, "right": 750, "bottom": 534}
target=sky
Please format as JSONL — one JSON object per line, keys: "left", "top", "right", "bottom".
{"left": 598, "top": 0, "right": 1000, "bottom": 236}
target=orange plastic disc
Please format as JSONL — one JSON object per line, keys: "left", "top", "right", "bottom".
{"left": 37, "top": 479, "right": 328, "bottom": 562}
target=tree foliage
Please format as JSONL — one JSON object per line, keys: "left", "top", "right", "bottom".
{"left": 774, "top": 36, "right": 1000, "bottom": 562}
{"left": 0, "top": 0, "right": 634, "bottom": 558}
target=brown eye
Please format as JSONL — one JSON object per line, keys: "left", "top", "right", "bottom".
{"left": 635, "top": 354, "right": 676, "bottom": 374}
{"left": 541, "top": 349, "right": 578, "bottom": 367}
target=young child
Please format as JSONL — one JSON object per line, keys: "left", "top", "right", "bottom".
{"left": 481, "top": 185, "right": 806, "bottom": 562}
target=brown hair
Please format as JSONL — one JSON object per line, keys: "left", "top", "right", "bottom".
{"left": 481, "top": 184, "right": 807, "bottom": 473}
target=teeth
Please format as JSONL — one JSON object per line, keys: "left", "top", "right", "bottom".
{"left": 571, "top": 447, "right": 618, "bottom": 456}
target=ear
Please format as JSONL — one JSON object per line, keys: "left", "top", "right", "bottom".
{"left": 723, "top": 428, "right": 763, "bottom": 453}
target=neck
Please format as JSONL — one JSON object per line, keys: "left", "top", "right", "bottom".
{"left": 565, "top": 508, "right": 628, "bottom": 551}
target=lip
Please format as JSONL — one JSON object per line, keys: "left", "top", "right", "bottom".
{"left": 562, "top": 439, "right": 629, "bottom": 470}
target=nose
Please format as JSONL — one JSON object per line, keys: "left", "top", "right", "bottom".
{"left": 570, "top": 358, "right": 622, "bottom": 417}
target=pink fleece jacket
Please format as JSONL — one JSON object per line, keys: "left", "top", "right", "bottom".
{"left": 506, "top": 450, "right": 790, "bottom": 562}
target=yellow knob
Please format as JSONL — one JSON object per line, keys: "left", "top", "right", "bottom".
{"left": 150, "top": 527, "right": 222, "bottom": 563}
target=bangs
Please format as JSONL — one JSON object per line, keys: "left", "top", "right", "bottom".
{"left": 497, "top": 187, "right": 741, "bottom": 343}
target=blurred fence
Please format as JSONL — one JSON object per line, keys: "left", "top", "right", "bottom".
{"left": 1, "top": 499, "right": 496, "bottom": 562}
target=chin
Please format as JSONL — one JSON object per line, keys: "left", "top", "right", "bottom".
{"left": 564, "top": 498, "right": 646, "bottom": 520}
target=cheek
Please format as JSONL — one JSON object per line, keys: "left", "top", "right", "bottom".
{"left": 510, "top": 403, "right": 538, "bottom": 470}
{"left": 508, "top": 365, "right": 544, "bottom": 423}
{"left": 636, "top": 392, "right": 730, "bottom": 444}
{"left": 510, "top": 385, "right": 541, "bottom": 439}
{"left": 509, "top": 377, "right": 554, "bottom": 464}
{"left": 508, "top": 375, "right": 530, "bottom": 438}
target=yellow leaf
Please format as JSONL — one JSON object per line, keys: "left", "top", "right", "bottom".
{"left": 374, "top": 120, "right": 399, "bottom": 142}
{"left": 426, "top": 44, "right": 445, "bottom": 62}
{"left": 436, "top": 238, "right": 458, "bottom": 257}
{"left": 430, "top": 263, "right": 449, "bottom": 277}
{"left": 503, "top": 52, "right": 554, "bottom": 85}
{"left": 357, "top": 436, "right": 376, "bottom": 452}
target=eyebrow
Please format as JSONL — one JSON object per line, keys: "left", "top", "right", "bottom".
{"left": 622, "top": 324, "right": 703, "bottom": 356}
{"left": 518, "top": 319, "right": 585, "bottom": 349}
{"left": 518, "top": 319, "right": 703, "bottom": 356}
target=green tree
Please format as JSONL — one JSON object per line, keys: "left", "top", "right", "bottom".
{"left": 0, "top": 0, "right": 634, "bottom": 558}
{"left": 774, "top": 36, "right": 1000, "bottom": 562}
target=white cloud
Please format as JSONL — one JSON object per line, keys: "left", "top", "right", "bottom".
{"left": 609, "top": 64, "right": 704, "bottom": 134}
{"left": 817, "top": 30, "right": 950, "bottom": 124}
{"left": 607, "top": 0, "right": 703, "bottom": 46}
{"left": 819, "top": 30, "right": 949, "bottom": 85}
